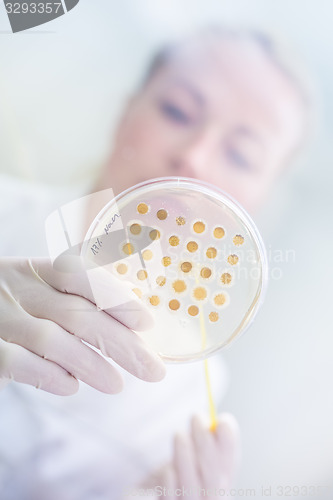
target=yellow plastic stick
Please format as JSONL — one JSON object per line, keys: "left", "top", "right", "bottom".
{"left": 196, "top": 274, "right": 218, "bottom": 432}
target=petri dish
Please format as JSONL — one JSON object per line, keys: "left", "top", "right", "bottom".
{"left": 81, "top": 177, "right": 268, "bottom": 362}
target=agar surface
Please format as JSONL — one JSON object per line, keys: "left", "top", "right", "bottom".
{"left": 117, "top": 200, "right": 248, "bottom": 325}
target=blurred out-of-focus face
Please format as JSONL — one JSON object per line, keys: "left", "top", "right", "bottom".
{"left": 100, "top": 36, "right": 305, "bottom": 213}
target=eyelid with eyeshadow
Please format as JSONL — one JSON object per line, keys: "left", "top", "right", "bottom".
{"left": 158, "top": 98, "right": 198, "bottom": 125}
{"left": 225, "top": 131, "right": 265, "bottom": 173}
{"left": 225, "top": 144, "right": 253, "bottom": 172}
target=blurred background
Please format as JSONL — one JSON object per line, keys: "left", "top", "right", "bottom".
{"left": 1, "top": 0, "right": 332, "bottom": 498}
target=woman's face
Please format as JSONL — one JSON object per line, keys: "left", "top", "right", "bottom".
{"left": 103, "top": 37, "right": 304, "bottom": 213}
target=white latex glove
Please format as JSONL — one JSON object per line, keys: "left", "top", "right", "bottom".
{"left": 0, "top": 257, "right": 165, "bottom": 395}
{"left": 139, "top": 413, "right": 240, "bottom": 500}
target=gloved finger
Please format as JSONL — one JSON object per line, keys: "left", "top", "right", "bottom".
{"left": 20, "top": 286, "right": 165, "bottom": 383}
{"left": 2, "top": 313, "right": 123, "bottom": 394}
{"left": 159, "top": 464, "right": 176, "bottom": 500}
{"left": 191, "top": 415, "right": 219, "bottom": 486}
{"left": 173, "top": 432, "right": 200, "bottom": 498}
{"left": 29, "top": 258, "right": 155, "bottom": 331}
{"left": 215, "top": 413, "right": 241, "bottom": 487}
{"left": 0, "top": 338, "right": 79, "bottom": 396}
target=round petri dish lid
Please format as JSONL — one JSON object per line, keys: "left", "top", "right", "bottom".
{"left": 81, "top": 177, "right": 268, "bottom": 363}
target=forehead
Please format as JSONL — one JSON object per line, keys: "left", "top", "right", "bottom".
{"left": 150, "top": 37, "right": 304, "bottom": 146}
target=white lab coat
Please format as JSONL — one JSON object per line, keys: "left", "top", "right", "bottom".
{"left": 0, "top": 175, "right": 227, "bottom": 500}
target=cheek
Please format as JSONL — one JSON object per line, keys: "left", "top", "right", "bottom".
{"left": 208, "top": 168, "right": 272, "bottom": 214}
{"left": 118, "top": 106, "right": 180, "bottom": 168}
{"left": 234, "top": 180, "right": 268, "bottom": 213}
{"left": 237, "top": 171, "right": 279, "bottom": 213}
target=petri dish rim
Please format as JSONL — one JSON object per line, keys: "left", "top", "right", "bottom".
{"left": 81, "top": 176, "right": 269, "bottom": 362}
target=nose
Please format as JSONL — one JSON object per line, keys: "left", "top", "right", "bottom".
{"left": 169, "top": 129, "right": 215, "bottom": 179}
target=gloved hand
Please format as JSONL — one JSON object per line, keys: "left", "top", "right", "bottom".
{"left": 0, "top": 257, "right": 165, "bottom": 395}
{"left": 140, "top": 413, "right": 240, "bottom": 500}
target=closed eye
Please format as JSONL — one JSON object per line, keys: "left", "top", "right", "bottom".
{"left": 225, "top": 145, "right": 252, "bottom": 171}
{"left": 159, "top": 101, "right": 193, "bottom": 125}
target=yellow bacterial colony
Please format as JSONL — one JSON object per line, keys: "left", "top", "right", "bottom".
{"left": 130, "top": 223, "right": 141, "bottom": 235}
{"left": 169, "top": 299, "right": 180, "bottom": 310}
{"left": 169, "top": 235, "right": 180, "bottom": 246}
{"left": 157, "top": 209, "right": 168, "bottom": 220}
{"left": 137, "top": 203, "right": 148, "bottom": 214}
{"left": 193, "top": 221, "right": 205, "bottom": 233}
{"left": 181, "top": 261, "right": 192, "bottom": 273}
{"left": 122, "top": 201, "right": 246, "bottom": 325}
{"left": 213, "top": 226, "right": 225, "bottom": 239}
{"left": 187, "top": 241, "right": 198, "bottom": 253}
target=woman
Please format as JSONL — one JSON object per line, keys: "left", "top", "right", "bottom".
{"left": 0, "top": 28, "right": 308, "bottom": 499}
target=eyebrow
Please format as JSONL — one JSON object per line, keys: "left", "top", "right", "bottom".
{"left": 165, "top": 79, "right": 205, "bottom": 107}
